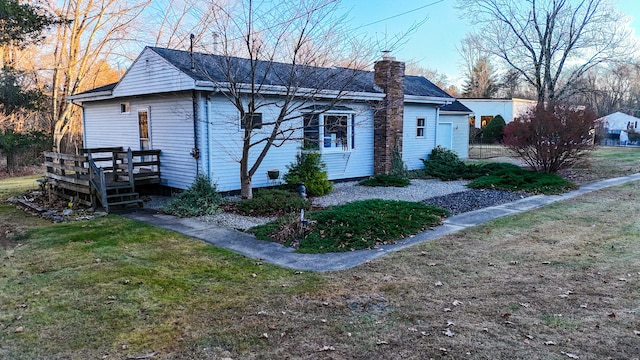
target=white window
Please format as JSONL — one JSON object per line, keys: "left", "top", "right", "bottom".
{"left": 303, "top": 112, "right": 354, "bottom": 151}
{"left": 416, "top": 117, "right": 426, "bottom": 137}
{"left": 120, "top": 102, "right": 130, "bottom": 114}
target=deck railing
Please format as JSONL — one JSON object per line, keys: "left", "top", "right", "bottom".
{"left": 88, "top": 154, "right": 109, "bottom": 212}
{"left": 44, "top": 147, "right": 161, "bottom": 211}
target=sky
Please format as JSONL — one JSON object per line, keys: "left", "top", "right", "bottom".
{"left": 338, "top": 0, "right": 640, "bottom": 87}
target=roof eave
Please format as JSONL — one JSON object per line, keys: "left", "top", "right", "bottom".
{"left": 440, "top": 110, "right": 473, "bottom": 115}
{"left": 405, "top": 95, "right": 453, "bottom": 104}
{"left": 200, "top": 81, "right": 386, "bottom": 101}
{"left": 67, "top": 90, "right": 114, "bottom": 102}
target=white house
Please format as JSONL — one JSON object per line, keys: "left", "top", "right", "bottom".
{"left": 595, "top": 111, "right": 640, "bottom": 145}
{"left": 458, "top": 98, "right": 536, "bottom": 128}
{"left": 69, "top": 47, "right": 464, "bottom": 192}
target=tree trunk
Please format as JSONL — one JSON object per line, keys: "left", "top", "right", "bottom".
{"left": 240, "top": 171, "right": 253, "bottom": 199}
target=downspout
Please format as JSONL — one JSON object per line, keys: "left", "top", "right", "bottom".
{"left": 204, "top": 94, "right": 211, "bottom": 177}
{"left": 192, "top": 90, "right": 200, "bottom": 175}
{"left": 434, "top": 105, "right": 440, "bottom": 148}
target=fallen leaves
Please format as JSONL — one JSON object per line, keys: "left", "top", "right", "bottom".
{"left": 561, "top": 352, "right": 579, "bottom": 359}
{"left": 442, "top": 328, "right": 455, "bottom": 337}
{"left": 318, "top": 345, "right": 335, "bottom": 351}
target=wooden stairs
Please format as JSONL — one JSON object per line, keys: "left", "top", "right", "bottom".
{"left": 45, "top": 147, "right": 160, "bottom": 213}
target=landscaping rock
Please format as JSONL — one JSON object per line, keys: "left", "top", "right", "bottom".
{"left": 423, "top": 189, "right": 529, "bottom": 215}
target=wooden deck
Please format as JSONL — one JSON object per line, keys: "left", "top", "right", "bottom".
{"left": 44, "top": 148, "right": 161, "bottom": 212}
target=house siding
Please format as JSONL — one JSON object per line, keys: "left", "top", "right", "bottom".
{"left": 82, "top": 92, "right": 197, "bottom": 190}
{"left": 205, "top": 96, "right": 375, "bottom": 192}
{"left": 206, "top": 95, "right": 301, "bottom": 192}
{"left": 439, "top": 113, "right": 470, "bottom": 159}
{"left": 402, "top": 103, "right": 438, "bottom": 170}
{"left": 112, "top": 48, "right": 196, "bottom": 98}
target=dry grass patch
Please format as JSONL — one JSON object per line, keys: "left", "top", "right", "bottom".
{"left": 234, "top": 182, "right": 640, "bottom": 359}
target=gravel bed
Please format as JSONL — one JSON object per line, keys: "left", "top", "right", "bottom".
{"left": 140, "top": 180, "right": 531, "bottom": 230}
{"left": 422, "top": 189, "right": 531, "bottom": 216}
{"left": 311, "top": 179, "right": 470, "bottom": 207}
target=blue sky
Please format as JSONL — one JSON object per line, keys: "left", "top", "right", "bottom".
{"left": 339, "top": 0, "right": 640, "bottom": 87}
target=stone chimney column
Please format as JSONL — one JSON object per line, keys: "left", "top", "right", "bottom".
{"left": 373, "top": 55, "right": 405, "bottom": 175}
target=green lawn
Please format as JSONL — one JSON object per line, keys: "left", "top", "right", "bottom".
{"left": 1, "top": 149, "right": 640, "bottom": 359}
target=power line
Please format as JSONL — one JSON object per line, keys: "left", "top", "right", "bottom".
{"left": 354, "top": 0, "right": 445, "bottom": 30}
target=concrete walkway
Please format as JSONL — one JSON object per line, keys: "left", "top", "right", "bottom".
{"left": 121, "top": 174, "right": 640, "bottom": 272}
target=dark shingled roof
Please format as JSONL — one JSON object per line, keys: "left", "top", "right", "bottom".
{"left": 82, "top": 82, "right": 117, "bottom": 94}
{"left": 441, "top": 100, "right": 473, "bottom": 113}
{"left": 148, "top": 47, "right": 453, "bottom": 99}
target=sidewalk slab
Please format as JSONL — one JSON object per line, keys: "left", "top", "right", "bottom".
{"left": 120, "top": 174, "right": 640, "bottom": 272}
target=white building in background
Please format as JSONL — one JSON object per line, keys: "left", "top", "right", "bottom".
{"left": 458, "top": 98, "right": 537, "bottom": 128}
{"left": 595, "top": 111, "right": 640, "bottom": 145}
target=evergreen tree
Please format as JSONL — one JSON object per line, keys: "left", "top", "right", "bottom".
{"left": 462, "top": 57, "right": 498, "bottom": 98}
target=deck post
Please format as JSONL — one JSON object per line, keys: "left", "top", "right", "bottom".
{"left": 127, "top": 148, "right": 135, "bottom": 191}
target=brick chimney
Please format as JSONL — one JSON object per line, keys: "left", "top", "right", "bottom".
{"left": 373, "top": 53, "right": 405, "bottom": 175}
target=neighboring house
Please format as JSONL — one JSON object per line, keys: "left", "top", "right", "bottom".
{"left": 439, "top": 100, "right": 473, "bottom": 159}
{"left": 69, "top": 47, "right": 460, "bottom": 192}
{"left": 458, "top": 98, "right": 536, "bottom": 128}
{"left": 595, "top": 111, "right": 640, "bottom": 145}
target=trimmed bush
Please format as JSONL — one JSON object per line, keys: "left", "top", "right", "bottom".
{"left": 284, "top": 152, "right": 333, "bottom": 197}
{"left": 236, "top": 189, "right": 310, "bottom": 216}
{"left": 359, "top": 174, "right": 410, "bottom": 187}
{"left": 482, "top": 115, "right": 506, "bottom": 143}
{"left": 162, "top": 175, "right": 221, "bottom": 218}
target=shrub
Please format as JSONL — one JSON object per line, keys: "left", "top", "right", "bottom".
{"left": 422, "top": 147, "right": 576, "bottom": 193}
{"left": 422, "top": 146, "right": 469, "bottom": 180}
{"left": 482, "top": 115, "right": 506, "bottom": 143}
{"left": 251, "top": 199, "right": 448, "bottom": 253}
{"left": 284, "top": 152, "right": 333, "bottom": 197}
{"left": 503, "top": 104, "right": 596, "bottom": 173}
{"left": 468, "top": 167, "right": 576, "bottom": 194}
{"left": 236, "top": 189, "right": 310, "bottom": 216}
{"left": 359, "top": 174, "right": 410, "bottom": 187}
{"left": 390, "top": 144, "right": 409, "bottom": 178}
{"left": 162, "top": 175, "right": 221, "bottom": 217}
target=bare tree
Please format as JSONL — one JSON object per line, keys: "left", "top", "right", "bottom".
{"left": 405, "top": 62, "right": 451, "bottom": 92}
{"left": 46, "top": 0, "right": 150, "bottom": 152}
{"left": 569, "top": 61, "right": 640, "bottom": 116}
{"left": 458, "top": 0, "right": 633, "bottom": 105}
{"left": 194, "top": 0, "right": 378, "bottom": 199}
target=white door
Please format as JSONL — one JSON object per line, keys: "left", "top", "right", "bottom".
{"left": 437, "top": 123, "right": 453, "bottom": 149}
{"left": 138, "top": 108, "right": 150, "bottom": 150}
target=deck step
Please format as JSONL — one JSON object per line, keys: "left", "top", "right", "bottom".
{"left": 106, "top": 183, "right": 133, "bottom": 190}
{"left": 107, "top": 199, "right": 143, "bottom": 207}
{"left": 106, "top": 192, "right": 138, "bottom": 199}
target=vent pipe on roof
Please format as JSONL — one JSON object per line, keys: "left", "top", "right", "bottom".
{"left": 190, "top": 33, "right": 195, "bottom": 71}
